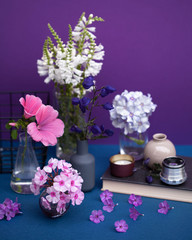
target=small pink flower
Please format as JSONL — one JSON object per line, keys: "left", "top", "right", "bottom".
{"left": 57, "top": 160, "right": 71, "bottom": 172}
{"left": 89, "top": 210, "right": 105, "bottom": 224}
{"left": 100, "top": 190, "right": 113, "bottom": 205}
{"left": 30, "top": 179, "right": 40, "bottom": 195}
{"left": 65, "top": 174, "right": 83, "bottom": 193}
{"left": 9, "top": 122, "right": 17, "bottom": 127}
{"left": 158, "top": 200, "right": 174, "bottom": 214}
{"left": 53, "top": 175, "right": 68, "bottom": 192}
{"left": 102, "top": 198, "right": 117, "bottom": 213}
{"left": 59, "top": 192, "right": 70, "bottom": 203}
{"left": 114, "top": 220, "right": 128, "bottom": 232}
{"left": 33, "top": 168, "right": 47, "bottom": 186}
{"left": 19, "top": 94, "right": 42, "bottom": 119}
{"left": 71, "top": 190, "right": 84, "bottom": 206}
{"left": 46, "top": 186, "right": 60, "bottom": 204}
{"left": 129, "top": 207, "right": 144, "bottom": 221}
{"left": 43, "top": 158, "right": 58, "bottom": 173}
{"left": 56, "top": 200, "right": 67, "bottom": 214}
{"left": 27, "top": 104, "right": 64, "bottom": 146}
{"left": 128, "top": 194, "right": 142, "bottom": 207}
{"left": 41, "top": 197, "right": 51, "bottom": 210}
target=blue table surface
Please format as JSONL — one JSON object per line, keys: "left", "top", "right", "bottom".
{"left": 1, "top": 144, "right": 192, "bottom": 240}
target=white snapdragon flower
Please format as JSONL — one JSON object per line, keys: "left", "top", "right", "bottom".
{"left": 110, "top": 90, "right": 157, "bottom": 134}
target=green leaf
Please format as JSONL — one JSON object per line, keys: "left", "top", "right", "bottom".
{"left": 128, "top": 137, "right": 145, "bottom": 145}
{"left": 11, "top": 129, "right": 18, "bottom": 139}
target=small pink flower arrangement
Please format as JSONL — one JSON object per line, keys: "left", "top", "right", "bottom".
{"left": 30, "top": 158, "right": 84, "bottom": 215}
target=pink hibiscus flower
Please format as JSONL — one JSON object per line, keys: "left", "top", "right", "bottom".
{"left": 19, "top": 94, "right": 42, "bottom": 119}
{"left": 27, "top": 104, "right": 64, "bottom": 146}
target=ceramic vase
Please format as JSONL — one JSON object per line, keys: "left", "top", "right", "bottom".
{"left": 39, "top": 189, "right": 70, "bottom": 218}
{"left": 144, "top": 133, "right": 176, "bottom": 168}
{"left": 10, "top": 132, "right": 39, "bottom": 194}
{"left": 70, "top": 140, "right": 95, "bottom": 192}
{"left": 119, "top": 130, "right": 148, "bottom": 161}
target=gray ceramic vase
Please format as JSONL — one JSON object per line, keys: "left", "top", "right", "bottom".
{"left": 70, "top": 140, "right": 95, "bottom": 192}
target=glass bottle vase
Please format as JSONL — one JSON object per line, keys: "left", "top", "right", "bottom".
{"left": 119, "top": 130, "right": 148, "bottom": 161}
{"left": 39, "top": 189, "right": 70, "bottom": 218}
{"left": 10, "top": 132, "right": 39, "bottom": 194}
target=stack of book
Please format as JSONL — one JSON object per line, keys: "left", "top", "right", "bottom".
{"left": 101, "top": 156, "right": 192, "bottom": 203}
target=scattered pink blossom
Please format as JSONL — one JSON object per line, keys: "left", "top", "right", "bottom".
{"left": 129, "top": 207, "right": 144, "bottom": 221}
{"left": 0, "top": 198, "right": 22, "bottom": 221}
{"left": 27, "top": 104, "right": 64, "bottom": 146}
{"left": 102, "top": 198, "right": 118, "bottom": 213}
{"left": 41, "top": 197, "right": 51, "bottom": 210}
{"left": 19, "top": 94, "right": 42, "bottom": 119}
{"left": 100, "top": 190, "right": 113, "bottom": 205}
{"left": 114, "top": 220, "right": 128, "bottom": 232}
{"left": 128, "top": 194, "right": 142, "bottom": 207}
{"left": 46, "top": 186, "right": 60, "bottom": 204}
{"left": 158, "top": 200, "right": 174, "bottom": 215}
{"left": 89, "top": 210, "right": 105, "bottom": 224}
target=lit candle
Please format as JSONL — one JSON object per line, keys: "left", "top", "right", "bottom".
{"left": 114, "top": 160, "right": 132, "bottom": 165}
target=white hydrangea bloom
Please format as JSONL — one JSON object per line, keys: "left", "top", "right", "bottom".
{"left": 110, "top": 90, "right": 157, "bottom": 134}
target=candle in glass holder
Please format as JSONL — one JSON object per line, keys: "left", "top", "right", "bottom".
{"left": 110, "top": 154, "right": 134, "bottom": 177}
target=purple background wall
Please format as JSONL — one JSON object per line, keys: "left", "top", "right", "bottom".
{"left": 1, "top": 0, "right": 192, "bottom": 145}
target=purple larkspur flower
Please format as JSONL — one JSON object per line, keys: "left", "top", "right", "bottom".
{"left": 72, "top": 97, "right": 80, "bottom": 105}
{"left": 89, "top": 210, "right": 105, "bottom": 224}
{"left": 82, "top": 76, "right": 94, "bottom": 89}
{"left": 100, "top": 86, "right": 116, "bottom": 97}
{"left": 102, "top": 102, "right": 114, "bottom": 110}
{"left": 100, "top": 125, "right": 105, "bottom": 132}
{"left": 129, "top": 207, "right": 144, "bottom": 221}
{"left": 146, "top": 175, "right": 153, "bottom": 183}
{"left": 70, "top": 125, "right": 82, "bottom": 133}
{"left": 114, "top": 220, "right": 128, "bottom": 233}
{"left": 79, "top": 97, "right": 91, "bottom": 113}
{"left": 158, "top": 200, "right": 174, "bottom": 214}
{"left": 90, "top": 125, "right": 102, "bottom": 135}
{"left": 128, "top": 194, "right": 142, "bottom": 207}
{"left": 104, "top": 129, "right": 114, "bottom": 136}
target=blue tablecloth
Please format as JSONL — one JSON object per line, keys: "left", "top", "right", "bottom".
{"left": 0, "top": 144, "right": 192, "bottom": 240}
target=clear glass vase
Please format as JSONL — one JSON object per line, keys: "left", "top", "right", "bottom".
{"left": 119, "top": 130, "right": 148, "bottom": 161}
{"left": 10, "top": 132, "right": 39, "bottom": 194}
{"left": 54, "top": 89, "right": 82, "bottom": 161}
{"left": 39, "top": 189, "right": 70, "bottom": 218}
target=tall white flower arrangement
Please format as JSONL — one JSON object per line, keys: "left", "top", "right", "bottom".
{"left": 37, "top": 12, "right": 104, "bottom": 97}
{"left": 110, "top": 90, "right": 157, "bottom": 135}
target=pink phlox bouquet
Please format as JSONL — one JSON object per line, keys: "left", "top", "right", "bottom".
{"left": 30, "top": 158, "right": 84, "bottom": 214}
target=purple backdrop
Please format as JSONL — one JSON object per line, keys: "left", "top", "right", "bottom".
{"left": 1, "top": 0, "right": 192, "bottom": 145}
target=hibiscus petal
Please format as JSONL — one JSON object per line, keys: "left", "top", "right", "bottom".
{"left": 36, "top": 105, "right": 59, "bottom": 125}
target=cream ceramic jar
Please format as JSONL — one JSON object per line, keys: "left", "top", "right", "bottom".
{"left": 144, "top": 133, "right": 176, "bottom": 168}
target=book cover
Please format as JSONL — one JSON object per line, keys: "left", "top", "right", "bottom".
{"left": 101, "top": 156, "right": 192, "bottom": 203}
